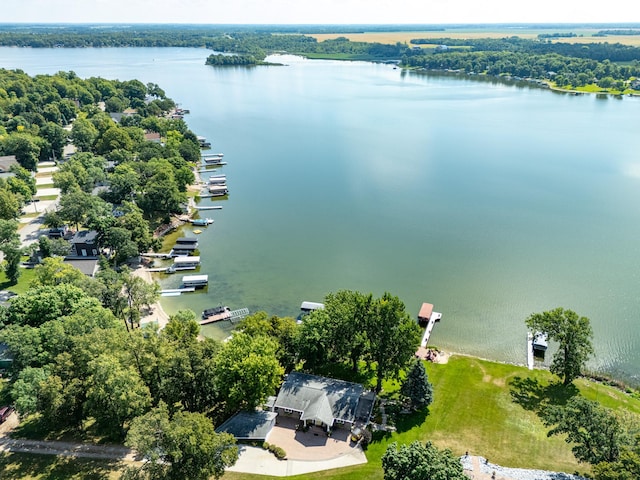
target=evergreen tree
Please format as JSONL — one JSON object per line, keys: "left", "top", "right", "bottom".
{"left": 400, "top": 358, "right": 433, "bottom": 410}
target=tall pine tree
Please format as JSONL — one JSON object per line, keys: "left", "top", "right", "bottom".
{"left": 401, "top": 358, "right": 433, "bottom": 410}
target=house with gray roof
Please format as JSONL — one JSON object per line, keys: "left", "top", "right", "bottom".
{"left": 273, "top": 372, "right": 375, "bottom": 432}
{"left": 216, "top": 411, "right": 277, "bottom": 441}
{"left": 0, "top": 155, "right": 19, "bottom": 175}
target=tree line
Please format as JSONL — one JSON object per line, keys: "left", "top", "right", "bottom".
{"left": 403, "top": 37, "right": 640, "bottom": 91}
{"left": 408, "top": 36, "right": 640, "bottom": 62}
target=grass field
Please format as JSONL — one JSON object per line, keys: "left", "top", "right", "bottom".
{"left": 222, "top": 355, "right": 640, "bottom": 480}
{"left": 0, "top": 267, "right": 37, "bottom": 294}
{"left": 310, "top": 29, "right": 640, "bottom": 46}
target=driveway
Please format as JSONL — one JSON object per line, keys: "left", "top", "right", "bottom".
{"left": 227, "top": 416, "right": 367, "bottom": 477}
{"left": 267, "top": 415, "right": 354, "bottom": 461}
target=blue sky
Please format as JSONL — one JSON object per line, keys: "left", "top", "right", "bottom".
{"left": 3, "top": 0, "right": 639, "bottom": 24}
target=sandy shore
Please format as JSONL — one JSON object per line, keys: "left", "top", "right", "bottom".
{"left": 131, "top": 266, "right": 170, "bottom": 329}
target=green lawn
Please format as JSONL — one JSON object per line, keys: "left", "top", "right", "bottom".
{"left": 0, "top": 268, "right": 37, "bottom": 294}
{"left": 223, "top": 356, "right": 640, "bottom": 480}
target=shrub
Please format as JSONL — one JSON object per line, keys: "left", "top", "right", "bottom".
{"left": 263, "top": 442, "right": 286, "bottom": 460}
{"left": 273, "top": 446, "right": 286, "bottom": 460}
{"left": 360, "top": 428, "right": 373, "bottom": 449}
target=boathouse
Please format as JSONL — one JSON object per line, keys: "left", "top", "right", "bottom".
{"left": 181, "top": 274, "right": 208, "bottom": 288}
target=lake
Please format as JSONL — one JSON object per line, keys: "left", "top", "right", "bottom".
{"left": 2, "top": 47, "right": 639, "bottom": 384}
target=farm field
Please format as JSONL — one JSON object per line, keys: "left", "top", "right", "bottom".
{"left": 310, "top": 28, "right": 640, "bottom": 46}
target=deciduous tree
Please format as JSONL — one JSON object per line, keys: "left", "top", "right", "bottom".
{"left": 214, "top": 332, "right": 284, "bottom": 413}
{"left": 124, "top": 403, "right": 238, "bottom": 480}
{"left": 543, "top": 396, "right": 623, "bottom": 465}
{"left": 382, "top": 441, "right": 467, "bottom": 480}
{"left": 525, "top": 308, "right": 594, "bottom": 385}
{"left": 369, "top": 293, "right": 422, "bottom": 392}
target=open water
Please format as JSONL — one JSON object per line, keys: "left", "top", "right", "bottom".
{"left": 2, "top": 47, "right": 639, "bottom": 383}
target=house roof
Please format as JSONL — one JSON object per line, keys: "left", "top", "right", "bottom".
{"left": 176, "top": 237, "right": 198, "bottom": 244}
{"left": 63, "top": 258, "right": 99, "bottom": 277}
{"left": 274, "top": 372, "right": 365, "bottom": 426}
{"left": 144, "top": 132, "right": 161, "bottom": 142}
{"left": 0, "top": 155, "right": 18, "bottom": 173}
{"left": 216, "top": 411, "right": 277, "bottom": 440}
{"left": 70, "top": 230, "right": 98, "bottom": 244}
{"left": 418, "top": 303, "right": 433, "bottom": 321}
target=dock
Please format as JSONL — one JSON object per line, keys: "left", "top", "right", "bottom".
{"left": 147, "top": 267, "right": 170, "bottom": 272}
{"left": 141, "top": 252, "right": 171, "bottom": 258}
{"left": 194, "top": 205, "right": 223, "bottom": 210}
{"left": 199, "top": 307, "right": 250, "bottom": 325}
{"left": 418, "top": 302, "right": 442, "bottom": 348}
{"left": 198, "top": 194, "right": 226, "bottom": 199}
{"left": 160, "top": 287, "right": 196, "bottom": 296}
{"left": 527, "top": 332, "right": 534, "bottom": 370}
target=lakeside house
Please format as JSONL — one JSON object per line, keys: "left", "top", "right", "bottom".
{"left": 62, "top": 258, "right": 100, "bottom": 277}
{"left": 270, "top": 372, "right": 375, "bottom": 433}
{"left": 216, "top": 372, "right": 375, "bottom": 442}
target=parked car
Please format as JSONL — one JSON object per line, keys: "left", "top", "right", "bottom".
{"left": 0, "top": 405, "right": 14, "bottom": 423}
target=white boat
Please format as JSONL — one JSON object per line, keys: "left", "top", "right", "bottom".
{"left": 190, "top": 218, "right": 214, "bottom": 226}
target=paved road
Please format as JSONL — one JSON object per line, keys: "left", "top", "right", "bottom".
{"left": 0, "top": 413, "right": 138, "bottom": 462}
{"left": 18, "top": 160, "right": 60, "bottom": 247}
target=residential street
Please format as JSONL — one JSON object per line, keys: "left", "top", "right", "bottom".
{"left": 18, "top": 161, "right": 60, "bottom": 247}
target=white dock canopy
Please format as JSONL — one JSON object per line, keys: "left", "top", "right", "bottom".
{"left": 181, "top": 274, "right": 209, "bottom": 287}
{"left": 300, "top": 301, "right": 325, "bottom": 312}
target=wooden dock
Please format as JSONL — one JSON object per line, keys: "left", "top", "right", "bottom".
{"left": 198, "top": 307, "right": 250, "bottom": 326}
{"left": 527, "top": 332, "right": 534, "bottom": 370}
